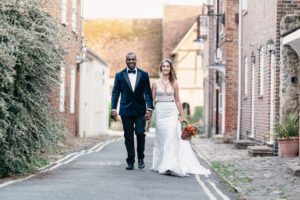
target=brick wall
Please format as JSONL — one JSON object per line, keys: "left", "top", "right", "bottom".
{"left": 241, "top": 0, "right": 277, "bottom": 143}
{"left": 208, "top": 0, "right": 239, "bottom": 138}
{"left": 47, "top": 0, "right": 83, "bottom": 135}
{"left": 240, "top": 0, "right": 300, "bottom": 144}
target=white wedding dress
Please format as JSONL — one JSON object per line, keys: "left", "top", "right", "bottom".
{"left": 151, "top": 81, "right": 211, "bottom": 177}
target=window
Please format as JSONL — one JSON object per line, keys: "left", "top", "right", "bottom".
{"left": 242, "top": 0, "right": 248, "bottom": 13}
{"left": 62, "top": 0, "right": 67, "bottom": 25}
{"left": 244, "top": 57, "right": 248, "bottom": 96}
{"left": 60, "top": 66, "right": 65, "bottom": 112}
{"left": 72, "top": 0, "right": 77, "bottom": 32}
{"left": 219, "top": 92, "right": 223, "bottom": 113}
{"left": 70, "top": 66, "right": 76, "bottom": 113}
{"left": 200, "top": 16, "right": 208, "bottom": 36}
{"left": 259, "top": 48, "right": 264, "bottom": 96}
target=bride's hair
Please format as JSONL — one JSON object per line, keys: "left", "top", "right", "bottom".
{"left": 159, "top": 58, "right": 177, "bottom": 86}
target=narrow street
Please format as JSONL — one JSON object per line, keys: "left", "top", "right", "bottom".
{"left": 0, "top": 135, "right": 238, "bottom": 200}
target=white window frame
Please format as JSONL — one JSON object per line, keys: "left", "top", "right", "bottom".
{"left": 72, "top": 0, "right": 77, "bottom": 32}
{"left": 219, "top": 92, "right": 223, "bottom": 113}
{"left": 70, "top": 66, "right": 76, "bottom": 114}
{"left": 62, "top": 0, "right": 67, "bottom": 25}
{"left": 60, "top": 66, "right": 65, "bottom": 112}
{"left": 244, "top": 57, "right": 248, "bottom": 97}
{"left": 259, "top": 48, "right": 264, "bottom": 96}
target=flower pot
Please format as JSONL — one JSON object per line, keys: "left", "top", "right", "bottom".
{"left": 278, "top": 137, "right": 299, "bottom": 157}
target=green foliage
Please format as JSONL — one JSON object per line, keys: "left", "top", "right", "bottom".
{"left": 274, "top": 113, "right": 299, "bottom": 139}
{"left": 191, "top": 106, "right": 203, "bottom": 123}
{"left": 0, "top": 0, "right": 66, "bottom": 177}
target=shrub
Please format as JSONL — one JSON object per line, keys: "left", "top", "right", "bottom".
{"left": 191, "top": 106, "right": 203, "bottom": 123}
{"left": 0, "top": 0, "right": 66, "bottom": 177}
{"left": 274, "top": 112, "right": 299, "bottom": 139}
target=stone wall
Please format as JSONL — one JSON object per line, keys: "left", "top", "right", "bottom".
{"left": 279, "top": 45, "right": 299, "bottom": 117}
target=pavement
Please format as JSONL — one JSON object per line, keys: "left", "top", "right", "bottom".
{"left": 192, "top": 137, "right": 300, "bottom": 200}
{"left": 0, "top": 133, "right": 238, "bottom": 200}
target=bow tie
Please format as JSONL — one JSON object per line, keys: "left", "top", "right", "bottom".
{"left": 128, "top": 69, "right": 136, "bottom": 74}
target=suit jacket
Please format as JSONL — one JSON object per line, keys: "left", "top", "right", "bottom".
{"left": 111, "top": 68, "right": 153, "bottom": 117}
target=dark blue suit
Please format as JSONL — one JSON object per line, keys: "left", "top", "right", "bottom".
{"left": 111, "top": 67, "right": 153, "bottom": 164}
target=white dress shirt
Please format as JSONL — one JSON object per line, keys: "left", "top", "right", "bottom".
{"left": 111, "top": 67, "right": 152, "bottom": 113}
{"left": 127, "top": 67, "right": 137, "bottom": 91}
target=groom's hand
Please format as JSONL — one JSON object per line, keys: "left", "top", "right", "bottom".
{"left": 111, "top": 111, "right": 118, "bottom": 121}
{"left": 144, "top": 110, "right": 152, "bottom": 121}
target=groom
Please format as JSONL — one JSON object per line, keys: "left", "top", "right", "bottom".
{"left": 111, "top": 52, "right": 153, "bottom": 170}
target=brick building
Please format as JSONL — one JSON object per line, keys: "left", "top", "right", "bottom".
{"left": 239, "top": 0, "right": 300, "bottom": 148}
{"left": 46, "top": 0, "right": 84, "bottom": 135}
{"left": 204, "top": 0, "right": 239, "bottom": 139}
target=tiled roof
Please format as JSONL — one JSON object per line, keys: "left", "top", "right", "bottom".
{"left": 84, "top": 18, "right": 162, "bottom": 78}
{"left": 163, "top": 5, "right": 202, "bottom": 58}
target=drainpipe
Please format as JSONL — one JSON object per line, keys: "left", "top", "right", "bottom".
{"left": 236, "top": 0, "right": 242, "bottom": 141}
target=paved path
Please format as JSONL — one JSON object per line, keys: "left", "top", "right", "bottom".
{"left": 0, "top": 136, "right": 238, "bottom": 200}
{"left": 193, "top": 137, "right": 300, "bottom": 200}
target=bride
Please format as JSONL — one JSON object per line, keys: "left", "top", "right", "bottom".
{"left": 151, "top": 58, "right": 211, "bottom": 177}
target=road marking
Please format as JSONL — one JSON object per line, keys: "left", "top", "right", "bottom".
{"left": 77, "top": 161, "right": 121, "bottom": 166}
{"left": 195, "top": 175, "right": 217, "bottom": 200}
{"left": 0, "top": 175, "right": 35, "bottom": 189}
{"left": 194, "top": 147, "right": 209, "bottom": 163}
{"left": 0, "top": 138, "right": 121, "bottom": 189}
{"left": 207, "top": 180, "right": 231, "bottom": 200}
{"left": 193, "top": 145, "right": 230, "bottom": 200}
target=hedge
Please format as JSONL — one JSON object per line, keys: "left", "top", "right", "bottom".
{"left": 0, "top": 0, "right": 66, "bottom": 177}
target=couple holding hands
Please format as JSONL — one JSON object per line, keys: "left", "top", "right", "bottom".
{"left": 111, "top": 52, "right": 210, "bottom": 177}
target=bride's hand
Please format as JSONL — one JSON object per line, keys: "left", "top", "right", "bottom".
{"left": 179, "top": 116, "right": 187, "bottom": 123}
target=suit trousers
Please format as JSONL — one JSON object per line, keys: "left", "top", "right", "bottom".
{"left": 121, "top": 116, "right": 146, "bottom": 165}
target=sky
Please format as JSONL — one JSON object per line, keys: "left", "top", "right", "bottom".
{"left": 84, "top": 0, "right": 204, "bottom": 19}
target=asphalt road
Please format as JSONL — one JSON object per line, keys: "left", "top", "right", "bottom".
{"left": 0, "top": 136, "right": 238, "bottom": 200}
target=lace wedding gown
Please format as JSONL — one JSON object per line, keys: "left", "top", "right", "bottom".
{"left": 151, "top": 82, "right": 211, "bottom": 177}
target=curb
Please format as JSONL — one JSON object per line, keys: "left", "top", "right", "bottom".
{"left": 192, "top": 144, "right": 242, "bottom": 195}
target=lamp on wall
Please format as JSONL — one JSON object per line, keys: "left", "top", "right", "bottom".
{"left": 193, "top": 15, "right": 206, "bottom": 51}
{"left": 193, "top": 38, "right": 202, "bottom": 51}
{"left": 267, "top": 38, "right": 275, "bottom": 54}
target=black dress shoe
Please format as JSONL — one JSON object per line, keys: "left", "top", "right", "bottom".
{"left": 138, "top": 159, "right": 145, "bottom": 169}
{"left": 166, "top": 170, "right": 172, "bottom": 176}
{"left": 126, "top": 163, "right": 134, "bottom": 170}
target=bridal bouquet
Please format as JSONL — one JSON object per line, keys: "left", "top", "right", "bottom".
{"left": 181, "top": 121, "right": 202, "bottom": 141}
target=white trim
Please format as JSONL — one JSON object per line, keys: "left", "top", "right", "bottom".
{"left": 251, "top": 62, "right": 255, "bottom": 138}
{"left": 259, "top": 48, "right": 264, "bottom": 96}
{"left": 237, "top": 0, "right": 242, "bottom": 141}
{"left": 70, "top": 66, "right": 76, "bottom": 114}
{"left": 172, "top": 23, "right": 197, "bottom": 54}
{"left": 268, "top": 53, "right": 275, "bottom": 144}
{"left": 61, "top": 0, "right": 67, "bottom": 25}
{"left": 59, "top": 66, "right": 65, "bottom": 112}
{"left": 221, "top": 77, "right": 226, "bottom": 135}
{"left": 282, "top": 29, "right": 300, "bottom": 56}
{"left": 72, "top": 0, "right": 77, "bottom": 32}
{"left": 244, "top": 57, "right": 248, "bottom": 97}
{"left": 242, "top": 0, "right": 248, "bottom": 13}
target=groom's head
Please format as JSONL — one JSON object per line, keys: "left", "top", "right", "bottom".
{"left": 126, "top": 52, "right": 137, "bottom": 70}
